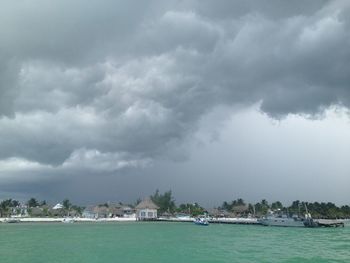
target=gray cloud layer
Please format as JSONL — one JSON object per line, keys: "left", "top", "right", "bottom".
{"left": 0, "top": 0, "right": 349, "bottom": 202}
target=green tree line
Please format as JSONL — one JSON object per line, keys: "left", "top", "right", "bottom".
{"left": 2, "top": 193, "right": 349, "bottom": 219}
{"left": 149, "top": 190, "right": 350, "bottom": 219}
{"left": 150, "top": 190, "right": 206, "bottom": 216}
{"left": 0, "top": 198, "right": 84, "bottom": 217}
{"left": 219, "top": 198, "right": 350, "bottom": 219}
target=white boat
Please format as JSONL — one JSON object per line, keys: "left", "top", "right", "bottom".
{"left": 259, "top": 215, "right": 305, "bottom": 227}
{"left": 3, "top": 218, "right": 21, "bottom": 223}
{"left": 259, "top": 210, "right": 305, "bottom": 227}
{"left": 194, "top": 215, "right": 209, "bottom": 226}
{"left": 62, "top": 217, "right": 75, "bottom": 223}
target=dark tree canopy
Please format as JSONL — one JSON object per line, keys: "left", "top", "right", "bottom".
{"left": 150, "top": 189, "right": 176, "bottom": 214}
{"left": 27, "top": 198, "right": 39, "bottom": 208}
{"left": 63, "top": 199, "right": 72, "bottom": 210}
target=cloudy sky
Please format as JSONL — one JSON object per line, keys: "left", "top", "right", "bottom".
{"left": 1, "top": 0, "right": 349, "bottom": 206}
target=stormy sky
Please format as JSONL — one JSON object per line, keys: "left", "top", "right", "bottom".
{"left": 1, "top": 0, "right": 349, "bottom": 206}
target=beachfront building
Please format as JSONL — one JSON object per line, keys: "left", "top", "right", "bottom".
{"left": 232, "top": 205, "right": 249, "bottom": 217}
{"left": 29, "top": 207, "right": 44, "bottom": 217}
{"left": 82, "top": 204, "right": 135, "bottom": 219}
{"left": 208, "top": 208, "right": 234, "bottom": 219}
{"left": 53, "top": 203, "right": 63, "bottom": 210}
{"left": 82, "top": 206, "right": 109, "bottom": 219}
{"left": 82, "top": 206, "right": 96, "bottom": 219}
{"left": 109, "top": 205, "right": 135, "bottom": 218}
{"left": 120, "top": 206, "right": 134, "bottom": 218}
{"left": 135, "top": 198, "right": 159, "bottom": 220}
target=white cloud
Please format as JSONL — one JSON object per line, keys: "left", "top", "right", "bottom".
{"left": 0, "top": 158, "right": 50, "bottom": 172}
{"left": 62, "top": 148, "right": 151, "bottom": 172}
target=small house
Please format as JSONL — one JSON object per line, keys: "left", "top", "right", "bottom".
{"left": 82, "top": 205, "right": 108, "bottom": 219}
{"left": 29, "top": 207, "right": 44, "bottom": 217}
{"left": 82, "top": 206, "right": 97, "bottom": 219}
{"left": 109, "top": 205, "right": 135, "bottom": 218}
{"left": 94, "top": 206, "right": 109, "bottom": 218}
{"left": 53, "top": 203, "right": 63, "bottom": 210}
{"left": 135, "top": 198, "right": 159, "bottom": 220}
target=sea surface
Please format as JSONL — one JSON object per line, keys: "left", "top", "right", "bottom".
{"left": 0, "top": 222, "right": 349, "bottom": 263}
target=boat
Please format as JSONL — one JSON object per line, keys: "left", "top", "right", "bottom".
{"left": 62, "top": 217, "right": 75, "bottom": 223}
{"left": 3, "top": 218, "right": 21, "bottom": 223}
{"left": 194, "top": 216, "right": 209, "bottom": 226}
{"left": 259, "top": 210, "right": 305, "bottom": 227}
{"left": 259, "top": 215, "right": 305, "bottom": 227}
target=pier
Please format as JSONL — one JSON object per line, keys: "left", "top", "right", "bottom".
{"left": 209, "top": 218, "right": 259, "bottom": 225}
{"left": 157, "top": 217, "right": 260, "bottom": 225}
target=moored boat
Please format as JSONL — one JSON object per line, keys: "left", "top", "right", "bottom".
{"left": 194, "top": 217, "right": 209, "bottom": 226}
{"left": 3, "top": 218, "right": 21, "bottom": 223}
{"left": 62, "top": 217, "right": 75, "bottom": 223}
{"left": 259, "top": 210, "right": 305, "bottom": 227}
{"left": 259, "top": 214, "right": 305, "bottom": 227}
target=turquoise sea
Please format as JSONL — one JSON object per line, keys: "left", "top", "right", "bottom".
{"left": 0, "top": 222, "right": 349, "bottom": 263}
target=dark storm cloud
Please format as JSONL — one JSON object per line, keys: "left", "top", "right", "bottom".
{"left": 0, "top": 0, "right": 349, "bottom": 188}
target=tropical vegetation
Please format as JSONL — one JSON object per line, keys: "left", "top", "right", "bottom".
{"left": 0, "top": 197, "right": 84, "bottom": 218}
{"left": 219, "top": 198, "right": 350, "bottom": 219}
{"left": 0, "top": 193, "right": 349, "bottom": 219}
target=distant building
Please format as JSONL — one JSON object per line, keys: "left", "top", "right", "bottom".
{"left": 50, "top": 206, "right": 65, "bottom": 217}
{"left": 53, "top": 203, "right": 63, "bottom": 210}
{"left": 29, "top": 207, "right": 45, "bottom": 217}
{"left": 135, "top": 198, "right": 159, "bottom": 220}
{"left": 109, "top": 205, "right": 135, "bottom": 218}
{"left": 94, "top": 206, "right": 109, "bottom": 218}
{"left": 83, "top": 206, "right": 109, "bottom": 218}
{"left": 120, "top": 206, "right": 134, "bottom": 218}
{"left": 232, "top": 205, "right": 249, "bottom": 217}
{"left": 82, "top": 206, "right": 97, "bottom": 219}
{"left": 208, "top": 208, "right": 233, "bottom": 218}
{"left": 82, "top": 204, "right": 135, "bottom": 219}
{"left": 18, "top": 204, "right": 29, "bottom": 217}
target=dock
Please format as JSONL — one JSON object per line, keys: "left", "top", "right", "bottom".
{"left": 157, "top": 217, "right": 260, "bottom": 225}
{"left": 159, "top": 217, "right": 348, "bottom": 228}
{"left": 209, "top": 218, "right": 259, "bottom": 225}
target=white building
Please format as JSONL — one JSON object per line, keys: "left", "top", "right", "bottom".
{"left": 135, "top": 198, "right": 159, "bottom": 220}
{"left": 53, "top": 203, "right": 63, "bottom": 210}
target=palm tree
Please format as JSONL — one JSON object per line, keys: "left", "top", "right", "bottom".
{"left": 27, "top": 198, "right": 39, "bottom": 208}
{"left": 63, "top": 199, "right": 72, "bottom": 216}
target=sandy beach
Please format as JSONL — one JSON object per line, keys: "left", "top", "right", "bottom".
{"left": 0, "top": 217, "right": 137, "bottom": 223}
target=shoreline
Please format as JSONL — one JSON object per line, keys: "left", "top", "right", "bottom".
{"left": 1, "top": 217, "right": 348, "bottom": 227}
{"left": 0, "top": 217, "right": 137, "bottom": 223}
{"left": 0, "top": 217, "right": 258, "bottom": 224}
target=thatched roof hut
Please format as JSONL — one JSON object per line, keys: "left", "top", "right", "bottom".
{"left": 135, "top": 198, "right": 159, "bottom": 210}
{"left": 135, "top": 198, "right": 159, "bottom": 220}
